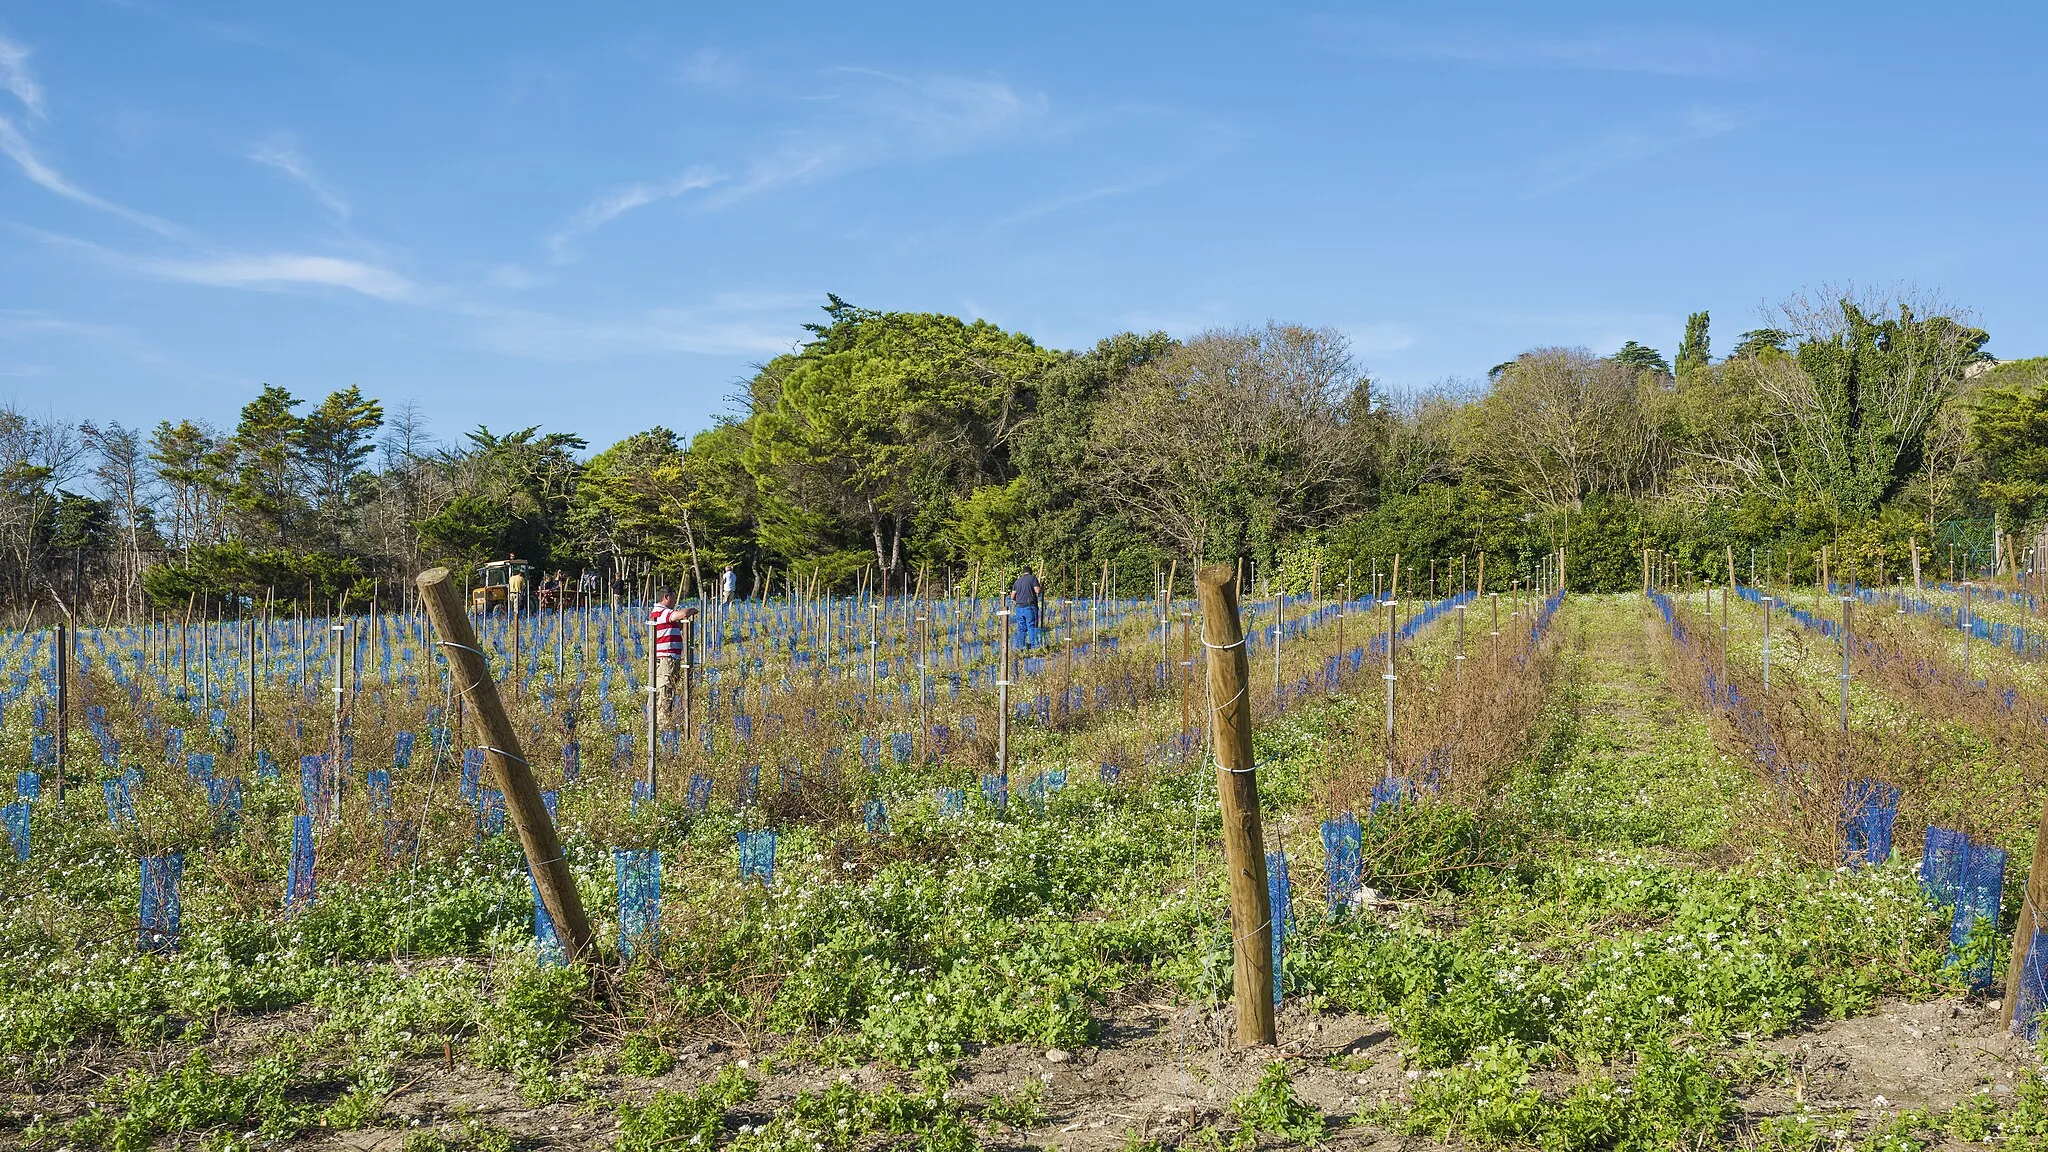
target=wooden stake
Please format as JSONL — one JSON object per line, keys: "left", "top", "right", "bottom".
{"left": 1196, "top": 563, "right": 1275, "bottom": 1048}
{"left": 2003, "top": 800, "right": 2048, "bottom": 1029}
{"left": 418, "top": 567, "right": 592, "bottom": 960}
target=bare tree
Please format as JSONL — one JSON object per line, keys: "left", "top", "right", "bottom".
{"left": 1460, "top": 348, "right": 1660, "bottom": 512}
{"left": 81, "top": 421, "right": 150, "bottom": 615}
{"left": 0, "top": 404, "right": 83, "bottom": 609}
{"left": 1087, "top": 323, "right": 1376, "bottom": 563}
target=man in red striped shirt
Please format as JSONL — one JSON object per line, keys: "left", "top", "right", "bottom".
{"left": 648, "top": 590, "right": 698, "bottom": 722}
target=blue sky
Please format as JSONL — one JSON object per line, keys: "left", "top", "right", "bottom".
{"left": 3, "top": 3, "right": 2044, "bottom": 451}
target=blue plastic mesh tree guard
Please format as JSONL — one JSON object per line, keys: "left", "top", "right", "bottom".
{"left": 740, "top": 764, "right": 760, "bottom": 807}
{"left": 1370, "top": 777, "right": 1410, "bottom": 815}
{"left": 1266, "top": 850, "right": 1292, "bottom": 1004}
{"left": 864, "top": 799, "right": 886, "bottom": 834}
{"left": 3, "top": 802, "right": 27, "bottom": 861}
{"left": 1950, "top": 844, "right": 2007, "bottom": 990}
{"left": 1841, "top": 779, "right": 1902, "bottom": 866}
{"left": 561, "top": 740, "right": 581, "bottom": 782}
{"left": 1921, "top": 827, "right": 1968, "bottom": 904}
{"left": 685, "top": 774, "right": 712, "bottom": 813}
{"left": 531, "top": 870, "right": 564, "bottom": 966}
{"left": 862, "top": 735, "right": 881, "bottom": 768}
{"left": 982, "top": 772, "right": 1008, "bottom": 813}
{"left": 738, "top": 828, "right": 777, "bottom": 885}
{"left": 16, "top": 771, "right": 37, "bottom": 799}
{"left": 1323, "top": 812, "right": 1364, "bottom": 913}
{"left": 461, "top": 749, "right": 485, "bottom": 801}
{"left": 891, "top": 732, "right": 914, "bottom": 765}
{"left": 1100, "top": 762, "right": 1120, "bottom": 785}
{"left": 186, "top": 752, "right": 214, "bottom": 782}
{"left": 256, "top": 749, "right": 277, "bottom": 780}
{"left": 615, "top": 849, "right": 661, "bottom": 961}
{"left": 542, "top": 789, "right": 559, "bottom": 822}
{"left": 287, "top": 814, "right": 316, "bottom": 908}
{"left": 204, "top": 776, "right": 242, "bottom": 830}
{"left": 366, "top": 768, "right": 392, "bottom": 810}
{"left": 300, "top": 755, "right": 326, "bottom": 820}
{"left": 2014, "top": 928, "right": 2048, "bottom": 1041}
{"left": 478, "top": 790, "right": 507, "bottom": 837}
{"left": 938, "top": 787, "right": 965, "bottom": 818}
{"left": 139, "top": 852, "right": 184, "bottom": 953}
{"left": 394, "top": 730, "right": 415, "bottom": 769}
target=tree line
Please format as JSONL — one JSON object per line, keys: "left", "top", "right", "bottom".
{"left": 6, "top": 286, "right": 2045, "bottom": 619}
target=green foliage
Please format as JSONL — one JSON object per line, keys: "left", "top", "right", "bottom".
{"left": 1402, "top": 1039, "right": 1729, "bottom": 1151}
{"left": 1675, "top": 312, "right": 1711, "bottom": 381}
{"left": 471, "top": 958, "right": 592, "bottom": 1100}
{"left": 615, "top": 1065, "right": 760, "bottom": 1152}
{"left": 53, "top": 1049, "right": 313, "bottom": 1151}
{"left": 1783, "top": 300, "right": 1987, "bottom": 519}
{"left": 142, "top": 540, "right": 369, "bottom": 609}
{"left": 1613, "top": 341, "right": 1671, "bottom": 376}
{"left": 743, "top": 297, "right": 1056, "bottom": 578}
{"left": 1969, "top": 361, "right": 2048, "bottom": 524}
{"left": 618, "top": 1029, "right": 680, "bottom": 1077}
{"left": 1229, "top": 1062, "right": 1326, "bottom": 1147}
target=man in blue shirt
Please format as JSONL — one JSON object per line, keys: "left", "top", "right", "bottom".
{"left": 1011, "top": 567, "right": 1044, "bottom": 649}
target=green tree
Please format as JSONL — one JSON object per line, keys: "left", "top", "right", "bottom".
{"left": 147, "top": 419, "right": 222, "bottom": 557}
{"left": 298, "top": 386, "right": 385, "bottom": 549}
{"left": 1614, "top": 340, "right": 1672, "bottom": 376}
{"left": 743, "top": 297, "right": 1056, "bottom": 583}
{"left": 1765, "top": 297, "right": 1987, "bottom": 521}
{"left": 1674, "top": 312, "right": 1710, "bottom": 382}
{"left": 1969, "top": 360, "right": 2048, "bottom": 525}
{"left": 1008, "top": 332, "right": 1174, "bottom": 583}
{"left": 221, "top": 385, "right": 304, "bottom": 545}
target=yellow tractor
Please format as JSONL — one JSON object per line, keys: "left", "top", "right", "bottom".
{"left": 470, "top": 560, "right": 532, "bottom": 613}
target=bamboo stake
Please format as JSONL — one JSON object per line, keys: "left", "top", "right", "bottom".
{"left": 416, "top": 567, "right": 593, "bottom": 961}
{"left": 1196, "top": 563, "right": 1275, "bottom": 1048}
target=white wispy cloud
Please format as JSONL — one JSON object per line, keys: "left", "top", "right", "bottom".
{"left": 463, "top": 292, "right": 815, "bottom": 360}
{"left": 0, "top": 308, "right": 129, "bottom": 341}
{"left": 43, "top": 234, "right": 418, "bottom": 301}
{"left": 0, "top": 114, "right": 181, "bottom": 235}
{"left": 1523, "top": 104, "right": 1746, "bottom": 196}
{"left": 131, "top": 252, "right": 416, "bottom": 300}
{"left": 1345, "top": 322, "right": 1417, "bottom": 356}
{"left": 1321, "top": 17, "right": 1765, "bottom": 80}
{"left": 549, "top": 167, "right": 723, "bottom": 260}
{"left": 248, "top": 139, "right": 350, "bottom": 219}
{"left": 676, "top": 47, "right": 743, "bottom": 88}
{"left": 0, "top": 34, "right": 43, "bottom": 118}
{"left": 554, "top": 68, "right": 1047, "bottom": 250}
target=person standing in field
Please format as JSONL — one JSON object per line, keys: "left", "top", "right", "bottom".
{"left": 505, "top": 554, "right": 525, "bottom": 613}
{"left": 1011, "top": 566, "right": 1043, "bottom": 650}
{"left": 720, "top": 564, "right": 737, "bottom": 604}
{"left": 610, "top": 571, "right": 625, "bottom": 613}
{"left": 648, "top": 589, "right": 697, "bottom": 722}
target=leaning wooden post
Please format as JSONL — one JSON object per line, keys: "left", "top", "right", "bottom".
{"left": 2002, "top": 799, "right": 2048, "bottom": 1029}
{"left": 1196, "top": 563, "right": 1276, "bottom": 1048}
{"left": 417, "top": 567, "right": 594, "bottom": 961}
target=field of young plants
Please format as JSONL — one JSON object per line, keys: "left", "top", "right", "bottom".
{"left": 5, "top": 576, "right": 2048, "bottom": 1152}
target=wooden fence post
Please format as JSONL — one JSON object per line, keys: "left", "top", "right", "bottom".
{"left": 2003, "top": 800, "right": 2048, "bottom": 1029}
{"left": 54, "top": 621, "right": 67, "bottom": 804}
{"left": 417, "top": 567, "right": 594, "bottom": 962}
{"left": 1196, "top": 563, "right": 1276, "bottom": 1047}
